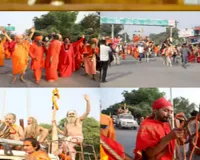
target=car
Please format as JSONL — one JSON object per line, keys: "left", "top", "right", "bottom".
{"left": 115, "top": 113, "right": 138, "bottom": 129}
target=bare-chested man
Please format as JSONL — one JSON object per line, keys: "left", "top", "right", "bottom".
{"left": 24, "top": 117, "right": 48, "bottom": 144}
{"left": 117, "top": 103, "right": 130, "bottom": 114}
{"left": 4, "top": 113, "right": 24, "bottom": 141}
{"left": 54, "top": 94, "right": 90, "bottom": 160}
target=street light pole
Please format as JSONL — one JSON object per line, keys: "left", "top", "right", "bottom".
{"left": 7, "top": 24, "right": 11, "bottom": 35}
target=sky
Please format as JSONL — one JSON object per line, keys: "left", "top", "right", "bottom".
{"left": 100, "top": 11, "right": 200, "bottom": 37}
{"left": 0, "top": 11, "right": 95, "bottom": 34}
{"left": 100, "top": 88, "right": 200, "bottom": 111}
{"left": 0, "top": 88, "right": 100, "bottom": 126}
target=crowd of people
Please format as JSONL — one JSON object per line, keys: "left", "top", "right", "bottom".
{"left": 0, "top": 27, "right": 100, "bottom": 85}
{"left": 100, "top": 34, "right": 200, "bottom": 70}
{"left": 0, "top": 94, "right": 91, "bottom": 160}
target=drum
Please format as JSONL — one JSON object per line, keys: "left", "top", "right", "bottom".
{"left": 0, "top": 121, "right": 11, "bottom": 138}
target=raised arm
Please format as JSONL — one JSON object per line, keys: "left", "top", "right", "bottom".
{"left": 26, "top": 27, "right": 35, "bottom": 41}
{"left": 0, "top": 28, "right": 12, "bottom": 42}
{"left": 72, "top": 35, "right": 85, "bottom": 46}
{"left": 80, "top": 94, "right": 91, "bottom": 121}
{"left": 38, "top": 126, "right": 49, "bottom": 143}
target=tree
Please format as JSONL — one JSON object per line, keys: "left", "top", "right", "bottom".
{"left": 100, "top": 24, "right": 124, "bottom": 37}
{"left": 120, "top": 32, "right": 130, "bottom": 42}
{"left": 173, "top": 97, "right": 196, "bottom": 118}
{"left": 149, "top": 27, "right": 184, "bottom": 45}
{"left": 102, "top": 88, "right": 165, "bottom": 119}
{"left": 33, "top": 11, "right": 79, "bottom": 39}
{"left": 79, "top": 13, "right": 100, "bottom": 40}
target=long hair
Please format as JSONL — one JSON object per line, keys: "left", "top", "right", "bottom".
{"left": 26, "top": 117, "right": 38, "bottom": 139}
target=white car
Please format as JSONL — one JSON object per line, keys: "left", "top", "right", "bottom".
{"left": 116, "top": 113, "right": 138, "bottom": 129}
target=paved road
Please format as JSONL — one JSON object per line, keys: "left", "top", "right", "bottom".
{"left": 115, "top": 126, "right": 138, "bottom": 158}
{"left": 0, "top": 59, "right": 99, "bottom": 87}
{"left": 101, "top": 56, "right": 200, "bottom": 87}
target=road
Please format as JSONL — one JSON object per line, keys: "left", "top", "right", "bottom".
{"left": 101, "top": 56, "right": 200, "bottom": 87}
{"left": 0, "top": 59, "right": 99, "bottom": 87}
{"left": 115, "top": 127, "right": 137, "bottom": 158}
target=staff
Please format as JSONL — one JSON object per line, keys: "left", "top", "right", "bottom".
{"left": 51, "top": 88, "right": 60, "bottom": 154}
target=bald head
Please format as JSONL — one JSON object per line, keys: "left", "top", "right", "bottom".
{"left": 15, "top": 34, "right": 24, "bottom": 43}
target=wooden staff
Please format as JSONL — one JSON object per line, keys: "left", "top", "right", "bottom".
{"left": 51, "top": 88, "right": 60, "bottom": 155}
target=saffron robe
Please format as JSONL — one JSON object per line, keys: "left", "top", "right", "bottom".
{"left": 45, "top": 40, "right": 61, "bottom": 81}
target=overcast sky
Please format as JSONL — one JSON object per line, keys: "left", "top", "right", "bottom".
{"left": 0, "top": 88, "right": 100, "bottom": 126}
{"left": 0, "top": 11, "right": 95, "bottom": 34}
{"left": 100, "top": 12, "right": 200, "bottom": 37}
{"left": 100, "top": 88, "right": 200, "bottom": 111}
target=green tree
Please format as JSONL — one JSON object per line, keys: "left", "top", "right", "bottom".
{"left": 79, "top": 13, "right": 100, "bottom": 40}
{"left": 149, "top": 27, "right": 184, "bottom": 45}
{"left": 103, "top": 88, "right": 165, "bottom": 119}
{"left": 100, "top": 24, "right": 124, "bottom": 37}
{"left": 173, "top": 97, "right": 196, "bottom": 118}
{"left": 33, "top": 11, "right": 79, "bottom": 39}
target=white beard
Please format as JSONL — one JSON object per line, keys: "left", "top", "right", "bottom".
{"left": 67, "top": 117, "right": 77, "bottom": 124}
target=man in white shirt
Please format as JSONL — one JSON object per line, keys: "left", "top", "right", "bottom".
{"left": 100, "top": 39, "right": 111, "bottom": 83}
{"left": 137, "top": 43, "right": 144, "bottom": 62}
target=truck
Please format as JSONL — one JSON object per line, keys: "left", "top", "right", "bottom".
{"left": 115, "top": 113, "right": 138, "bottom": 129}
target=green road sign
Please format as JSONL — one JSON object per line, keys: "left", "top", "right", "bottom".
{"left": 100, "top": 17, "right": 175, "bottom": 27}
{"left": 4, "top": 26, "right": 15, "bottom": 31}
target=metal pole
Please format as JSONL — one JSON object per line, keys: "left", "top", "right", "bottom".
{"left": 1, "top": 89, "right": 6, "bottom": 119}
{"left": 111, "top": 24, "right": 114, "bottom": 40}
{"left": 170, "top": 27, "right": 173, "bottom": 42}
{"left": 170, "top": 88, "right": 176, "bottom": 159}
{"left": 27, "top": 88, "right": 30, "bottom": 118}
{"left": 170, "top": 88, "right": 174, "bottom": 129}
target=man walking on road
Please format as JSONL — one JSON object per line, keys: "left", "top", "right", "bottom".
{"left": 137, "top": 42, "right": 144, "bottom": 62}
{"left": 181, "top": 43, "right": 192, "bottom": 68}
{"left": 100, "top": 39, "right": 111, "bottom": 83}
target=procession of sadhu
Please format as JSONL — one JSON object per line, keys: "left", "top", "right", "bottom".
{"left": 104, "top": 34, "right": 200, "bottom": 68}
{"left": 0, "top": 27, "right": 99, "bottom": 84}
{"left": 100, "top": 97, "right": 200, "bottom": 160}
{"left": 0, "top": 88, "right": 94, "bottom": 160}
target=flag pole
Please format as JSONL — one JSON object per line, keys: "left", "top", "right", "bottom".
{"left": 27, "top": 88, "right": 30, "bottom": 118}
{"left": 170, "top": 88, "right": 174, "bottom": 129}
{"left": 1, "top": 89, "right": 6, "bottom": 120}
{"left": 170, "top": 88, "right": 176, "bottom": 160}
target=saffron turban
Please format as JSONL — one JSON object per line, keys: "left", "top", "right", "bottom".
{"left": 152, "top": 97, "right": 172, "bottom": 110}
{"left": 34, "top": 36, "right": 43, "bottom": 41}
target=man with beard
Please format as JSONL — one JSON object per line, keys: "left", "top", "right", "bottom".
{"left": 134, "top": 97, "right": 185, "bottom": 160}
{"left": 54, "top": 94, "right": 90, "bottom": 160}
{"left": 45, "top": 34, "right": 61, "bottom": 83}
{"left": 1, "top": 27, "right": 35, "bottom": 84}
{"left": 29, "top": 33, "right": 47, "bottom": 84}
{"left": 4, "top": 113, "right": 24, "bottom": 141}
{"left": 24, "top": 117, "right": 48, "bottom": 144}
